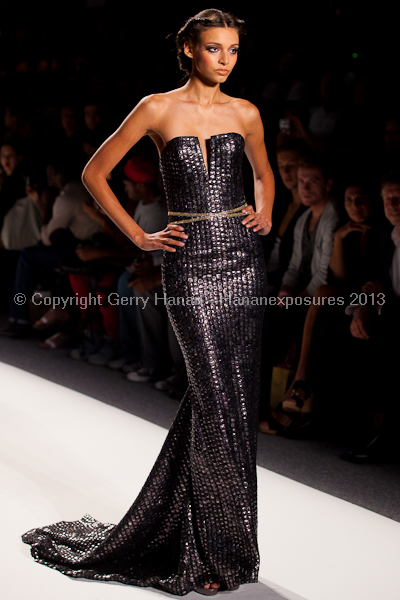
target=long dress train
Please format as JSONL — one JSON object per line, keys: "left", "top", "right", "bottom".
{"left": 21, "top": 132, "right": 268, "bottom": 596}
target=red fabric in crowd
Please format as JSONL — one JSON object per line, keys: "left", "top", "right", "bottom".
{"left": 69, "top": 273, "right": 119, "bottom": 340}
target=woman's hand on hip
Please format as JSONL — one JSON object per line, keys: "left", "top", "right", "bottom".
{"left": 241, "top": 205, "right": 272, "bottom": 235}
{"left": 135, "top": 224, "right": 188, "bottom": 252}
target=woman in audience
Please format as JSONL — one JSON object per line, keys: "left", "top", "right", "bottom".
{"left": 271, "top": 181, "right": 377, "bottom": 435}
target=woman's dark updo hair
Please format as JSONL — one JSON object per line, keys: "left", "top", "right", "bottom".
{"left": 175, "top": 9, "right": 246, "bottom": 76}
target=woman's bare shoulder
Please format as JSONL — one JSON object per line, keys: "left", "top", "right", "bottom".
{"left": 222, "top": 96, "right": 262, "bottom": 136}
{"left": 139, "top": 89, "right": 184, "bottom": 109}
{"left": 233, "top": 97, "right": 261, "bottom": 121}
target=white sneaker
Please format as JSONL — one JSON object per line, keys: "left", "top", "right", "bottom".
{"left": 122, "top": 361, "right": 142, "bottom": 374}
{"left": 107, "top": 356, "right": 138, "bottom": 371}
{"left": 126, "top": 367, "right": 156, "bottom": 383}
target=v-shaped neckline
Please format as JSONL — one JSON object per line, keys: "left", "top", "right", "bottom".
{"left": 198, "top": 137, "right": 211, "bottom": 176}
{"left": 160, "top": 132, "right": 245, "bottom": 178}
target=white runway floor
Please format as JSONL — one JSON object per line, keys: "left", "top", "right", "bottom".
{"left": 1, "top": 361, "right": 400, "bottom": 600}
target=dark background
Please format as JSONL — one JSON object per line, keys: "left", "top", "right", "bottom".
{"left": 1, "top": 1, "right": 399, "bottom": 113}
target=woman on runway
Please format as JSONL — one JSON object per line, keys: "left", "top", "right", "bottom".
{"left": 22, "top": 9, "right": 274, "bottom": 596}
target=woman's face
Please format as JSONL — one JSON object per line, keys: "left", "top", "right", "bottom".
{"left": 277, "top": 150, "right": 300, "bottom": 190}
{"left": 0, "top": 145, "right": 20, "bottom": 176}
{"left": 344, "top": 186, "right": 372, "bottom": 222}
{"left": 185, "top": 27, "right": 239, "bottom": 83}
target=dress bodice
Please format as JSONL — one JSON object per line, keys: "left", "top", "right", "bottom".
{"left": 159, "top": 132, "right": 246, "bottom": 216}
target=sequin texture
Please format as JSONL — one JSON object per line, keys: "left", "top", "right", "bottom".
{"left": 21, "top": 132, "right": 268, "bottom": 595}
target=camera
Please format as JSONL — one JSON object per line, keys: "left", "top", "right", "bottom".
{"left": 279, "top": 118, "right": 291, "bottom": 135}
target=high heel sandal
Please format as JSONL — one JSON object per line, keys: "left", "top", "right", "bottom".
{"left": 282, "top": 380, "right": 314, "bottom": 413}
{"left": 219, "top": 582, "right": 240, "bottom": 591}
{"left": 260, "top": 407, "right": 294, "bottom": 435}
{"left": 194, "top": 586, "right": 219, "bottom": 595}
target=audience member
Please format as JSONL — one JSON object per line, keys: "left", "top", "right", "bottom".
{"left": 0, "top": 156, "right": 103, "bottom": 338}
{"left": 263, "top": 139, "right": 309, "bottom": 294}
{"left": 259, "top": 153, "right": 341, "bottom": 433}
{"left": 82, "top": 100, "right": 107, "bottom": 160}
{"left": 306, "top": 173, "right": 400, "bottom": 458}
{"left": 339, "top": 172, "right": 400, "bottom": 461}
{"left": 277, "top": 182, "right": 377, "bottom": 431}
{"left": 110, "top": 156, "right": 178, "bottom": 383}
{"left": 0, "top": 140, "right": 26, "bottom": 228}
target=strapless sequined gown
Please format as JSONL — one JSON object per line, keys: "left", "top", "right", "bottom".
{"left": 21, "top": 133, "right": 268, "bottom": 595}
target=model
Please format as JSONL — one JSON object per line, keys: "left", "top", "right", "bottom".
{"left": 21, "top": 8, "right": 274, "bottom": 596}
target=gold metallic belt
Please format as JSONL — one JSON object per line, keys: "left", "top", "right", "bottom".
{"left": 168, "top": 203, "right": 248, "bottom": 225}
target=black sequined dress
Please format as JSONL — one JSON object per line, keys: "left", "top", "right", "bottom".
{"left": 21, "top": 133, "right": 268, "bottom": 595}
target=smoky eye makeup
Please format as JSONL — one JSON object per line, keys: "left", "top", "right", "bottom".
{"left": 204, "top": 45, "right": 240, "bottom": 54}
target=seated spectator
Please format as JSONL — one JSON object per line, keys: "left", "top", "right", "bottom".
{"left": 40, "top": 158, "right": 104, "bottom": 248}
{"left": 82, "top": 100, "right": 107, "bottom": 160}
{"left": 49, "top": 103, "right": 85, "bottom": 166}
{"left": 106, "top": 156, "right": 181, "bottom": 383}
{"left": 0, "top": 139, "right": 26, "bottom": 228}
{"left": 0, "top": 155, "right": 104, "bottom": 338}
{"left": 259, "top": 153, "right": 340, "bottom": 432}
{"left": 279, "top": 181, "right": 377, "bottom": 426}
{"left": 309, "top": 172, "right": 400, "bottom": 461}
{"left": 0, "top": 139, "right": 28, "bottom": 306}
{"left": 341, "top": 172, "right": 400, "bottom": 461}
{"left": 279, "top": 154, "right": 340, "bottom": 299}
{"left": 1, "top": 177, "right": 47, "bottom": 251}
{"left": 2, "top": 101, "right": 42, "bottom": 167}
{"left": 67, "top": 155, "right": 182, "bottom": 385}
{"left": 263, "top": 139, "right": 309, "bottom": 294}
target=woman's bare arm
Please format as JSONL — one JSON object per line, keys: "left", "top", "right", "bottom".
{"left": 81, "top": 95, "right": 187, "bottom": 252}
{"left": 242, "top": 103, "right": 275, "bottom": 235}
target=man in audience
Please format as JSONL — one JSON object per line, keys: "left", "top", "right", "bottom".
{"left": 259, "top": 153, "right": 340, "bottom": 430}
{"left": 263, "top": 139, "right": 309, "bottom": 294}
{"left": 278, "top": 154, "right": 340, "bottom": 301}
{"left": 108, "top": 155, "right": 177, "bottom": 383}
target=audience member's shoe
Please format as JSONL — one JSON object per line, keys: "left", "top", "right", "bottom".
{"left": 339, "top": 432, "right": 390, "bottom": 464}
{"left": 107, "top": 355, "right": 139, "bottom": 371}
{"left": 259, "top": 408, "right": 293, "bottom": 435}
{"left": 33, "top": 307, "right": 71, "bottom": 330}
{"left": 126, "top": 367, "right": 156, "bottom": 382}
{"left": 0, "top": 320, "right": 31, "bottom": 338}
{"left": 38, "top": 332, "right": 72, "bottom": 349}
{"left": 282, "top": 380, "right": 314, "bottom": 413}
{"left": 122, "top": 361, "right": 143, "bottom": 374}
{"left": 154, "top": 372, "right": 180, "bottom": 391}
{"left": 87, "top": 335, "right": 120, "bottom": 366}
{"left": 69, "top": 329, "right": 104, "bottom": 360}
{"left": 259, "top": 421, "right": 278, "bottom": 434}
